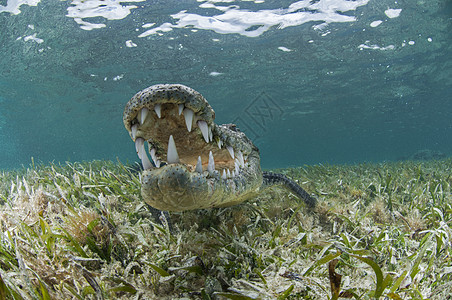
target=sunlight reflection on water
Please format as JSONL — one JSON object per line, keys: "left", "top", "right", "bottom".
{"left": 1, "top": 0, "right": 371, "bottom": 36}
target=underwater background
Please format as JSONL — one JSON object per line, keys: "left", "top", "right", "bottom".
{"left": 0, "top": 0, "right": 451, "bottom": 170}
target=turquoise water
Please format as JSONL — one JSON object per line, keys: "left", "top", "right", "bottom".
{"left": 0, "top": 0, "right": 451, "bottom": 169}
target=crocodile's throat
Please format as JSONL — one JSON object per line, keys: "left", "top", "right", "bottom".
{"left": 123, "top": 84, "right": 262, "bottom": 211}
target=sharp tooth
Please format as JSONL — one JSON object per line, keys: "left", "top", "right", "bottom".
{"left": 222, "top": 170, "right": 227, "bottom": 179}
{"left": 135, "top": 138, "right": 144, "bottom": 159}
{"left": 207, "top": 151, "right": 215, "bottom": 174}
{"left": 227, "top": 169, "right": 231, "bottom": 178}
{"left": 154, "top": 104, "right": 161, "bottom": 118}
{"left": 178, "top": 104, "right": 184, "bottom": 115}
{"left": 195, "top": 156, "right": 203, "bottom": 173}
{"left": 238, "top": 151, "right": 245, "bottom": 167}
{"left": 232, "top": 170, "right": 235, "bottom": 177}
{"left": 131, "top": 124, "right": 138, "bottom": 139}
{"left": 183, "top": 108, "right": 194, "bottom": 132}
{"left": 139, "top": 145, "right": 146, "bottom": 161}
{"left": 235, "top": 160, "right": 240, "bottom": 174}
{"left": 150, "top": 148, "right": 157, "bottom": 162}
{"left": 139, "top": 108, "right": 149, "bottom": 125}
{"left": 150, "top": 148, "right": 160, "bottom": 168}
{"left": 208, "top": 126, "right": 213, "bottom": 142}
{"left": 226, "top": 146, "right": 234, "bottom": 159}
{"left": 197, "top": 120, "right": 209, "bottom": 143}
{"left": 218, "top": 139, "right": 222, "bottom": 149}
{"left": 141, "top": 150, "right": 152, "bottom": 170}
{"left": 167, "top": 135, "right": 180, "bottom": 164}
{"left": 135, "top": 137, "right": 152, "bottom": 169}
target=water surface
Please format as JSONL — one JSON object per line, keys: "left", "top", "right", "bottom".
{"left": 0, "top": 0, "right": 451, "bottom": 169}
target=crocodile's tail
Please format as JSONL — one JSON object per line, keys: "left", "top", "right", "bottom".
{"left": 262, "top": 171, "right": 317, "bottom": 208}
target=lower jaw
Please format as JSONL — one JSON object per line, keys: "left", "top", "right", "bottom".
{"left": 139, "top": 163, "right": 259, "bottom": 211}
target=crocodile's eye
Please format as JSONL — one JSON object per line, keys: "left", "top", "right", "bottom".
{"left": 224, "top": 123, "right": 239, "bottom": 132}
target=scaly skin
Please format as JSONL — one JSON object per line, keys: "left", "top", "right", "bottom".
{"left": 123, "top": 84, "right": 315, "bottom": 211}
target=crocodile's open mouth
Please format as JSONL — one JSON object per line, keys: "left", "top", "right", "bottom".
{"left": 124, "top": 85, "right": 249, "bottom": 178}
{"left": 123, "top": 84, "right": 262, "bottom": 211}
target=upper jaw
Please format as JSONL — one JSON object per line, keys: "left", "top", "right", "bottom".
{"left": 123, "top": 84, "right": 215, "bottom": 134}
{"left": 123, "top": 84, "right": 254, "bottom": 179}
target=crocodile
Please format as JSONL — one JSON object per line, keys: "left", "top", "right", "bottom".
{"left": 123, "top": 84, "right": 316, "bottom": 212}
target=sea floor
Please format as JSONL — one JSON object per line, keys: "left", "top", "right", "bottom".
{"left": 0, "top": 159, "right": 451, "bottom": 299}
